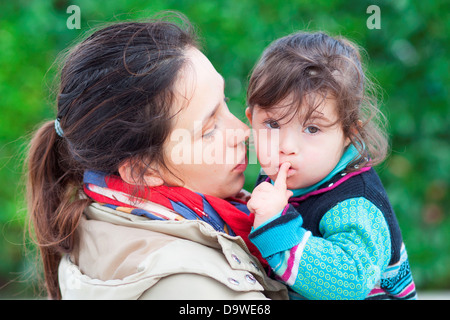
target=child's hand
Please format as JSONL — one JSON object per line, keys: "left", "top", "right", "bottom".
{"left": 248, "top": 162, "right": 294, "bottom": 228}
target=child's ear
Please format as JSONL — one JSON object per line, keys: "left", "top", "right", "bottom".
{"left": 346, "top": 120, "right": 363, "bottom": 147}
{"left": 118, "top": 161, "right": 164, "bottom": 187}
{"left": 345, "top": 137, "right": 352, "bottom": 147}
{"left": 245, "top": 107, "right": 253, "bottom": 126}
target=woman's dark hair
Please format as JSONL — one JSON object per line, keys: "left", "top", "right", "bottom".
{"left": 26, "top": 13, "right": 198, "bottom": 299}
{"left": 247, "top": 31, "right": 388, "bottom": 170}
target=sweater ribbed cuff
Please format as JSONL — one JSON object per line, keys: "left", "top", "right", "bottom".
{"left": 249, "top": 205, "right": 305, "bottom": 258}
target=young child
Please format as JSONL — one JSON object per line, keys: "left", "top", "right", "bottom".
{"left": 245, "top": 31, "right": 416, "bottom": 300}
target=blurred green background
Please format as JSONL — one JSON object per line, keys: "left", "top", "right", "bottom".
{"left": 0, "top": 0, "right": 448, "bottom": 298}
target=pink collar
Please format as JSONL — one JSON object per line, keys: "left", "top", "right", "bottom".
{"left": 288, "top": 166, "right": 372, "bottom": 203}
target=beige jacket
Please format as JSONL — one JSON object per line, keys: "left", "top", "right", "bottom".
{"left": 58, "top": 202, "right": 288, "bottom": 300}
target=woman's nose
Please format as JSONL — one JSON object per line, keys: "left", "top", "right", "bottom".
{"left": 227, "top": 115, "right": 250, "bottom": 147}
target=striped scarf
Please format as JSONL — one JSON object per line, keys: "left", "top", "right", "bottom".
{"left": 83, "top": 170, "right": 267, "bottom": 267}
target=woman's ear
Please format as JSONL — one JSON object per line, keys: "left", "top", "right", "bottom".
{"left": 118, "top": 161, "right": 164, "bottom": 187}
{"left": 143, "top": 171, "right": 164, "bottom": 187}
{"left": 245, "top": 107, "right": 253, "bottom": 126}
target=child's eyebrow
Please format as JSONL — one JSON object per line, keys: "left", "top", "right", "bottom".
{"left": 308, "top": 110, "right": 330, "bottom": 122}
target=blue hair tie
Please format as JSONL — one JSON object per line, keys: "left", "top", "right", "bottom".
{"left": 54, "top": 118, "right": 64, "bottom": 137}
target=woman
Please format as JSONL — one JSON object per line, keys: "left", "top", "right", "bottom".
{"left": 26, "top": 15, "right": 288, "bottom": 299}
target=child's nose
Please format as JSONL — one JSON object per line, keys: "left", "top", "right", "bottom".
{"left": 279, "top": 129, "right": 299, "bottom": 155}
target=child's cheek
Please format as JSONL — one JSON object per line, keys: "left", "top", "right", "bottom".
{"left": 298, "top": 147, "right": 321, "bottom": 171}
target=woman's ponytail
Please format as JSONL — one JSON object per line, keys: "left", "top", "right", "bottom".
{"left": 26, "top": 121, "right": 89, "bottom": 299}
{"left": 26, "top": 16, "right": 198, "bottom": 299}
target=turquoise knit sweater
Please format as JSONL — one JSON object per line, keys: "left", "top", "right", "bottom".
{"left": 249, "top": 147, "right": 416, "bottom": 300}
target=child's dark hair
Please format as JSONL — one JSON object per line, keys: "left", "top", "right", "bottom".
{"left": 247, "top": 31, "right": 388, "bottom": 170}
{"left": 26, "top": 13, "right": 198, "bottom": 299}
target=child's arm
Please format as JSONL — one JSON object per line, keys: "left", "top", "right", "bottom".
{"left": 249, "top": 200, "right": 391, "bottom": 299}
{"left": 247, "top": 165, "right": 391, "bottom": 300}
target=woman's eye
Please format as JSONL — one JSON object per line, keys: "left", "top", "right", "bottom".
{"left": 202, "top": 125, "right": 217, "bottom": 139}
{"left": 264, "top": 120, "right": 280, "bottom": 129}
{"left": 304, "top": 126, "right": 320, "bottom": 134}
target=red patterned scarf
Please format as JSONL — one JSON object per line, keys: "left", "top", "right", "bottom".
{"left": 83, "top": 170, "right": 267, "bottom": 267}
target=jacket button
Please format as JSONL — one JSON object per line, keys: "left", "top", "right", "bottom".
{"left": 231, "top": 254, "right": 241, "bottom": 264}
{"left": 250, "top": 261, "right": 260, "bottom": 271}
{"left": 228, "top": 278, "right": 240, "bottom": 285}
{"left": 245, "top": 273, "right": 256, "bottom": 284}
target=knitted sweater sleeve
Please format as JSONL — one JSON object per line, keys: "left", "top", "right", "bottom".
{"left": 249, "top": 197, "right": 391, "bottom": 300}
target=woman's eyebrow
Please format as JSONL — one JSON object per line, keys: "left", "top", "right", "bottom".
{"left": 202, "top": 100, "right": 221, "bottom": 124}
{"left": 200, "top": 75, "right": 225, "bottom": 123}
{"left": 193, "top": 75, "right": 225, "bottom": 135}
{"left": 192, "top": 103, "right": 220, "bottom": 137}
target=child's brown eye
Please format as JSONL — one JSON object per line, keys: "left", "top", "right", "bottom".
{"left": 264, "top": 120, "right": 280, "bottom": 129}
{"left": 305, "top": 126, "right": 319, "bottom": 134}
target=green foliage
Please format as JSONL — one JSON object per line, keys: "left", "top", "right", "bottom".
{"left": 0, "top": 0, "right": 448, "bottom": 297}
